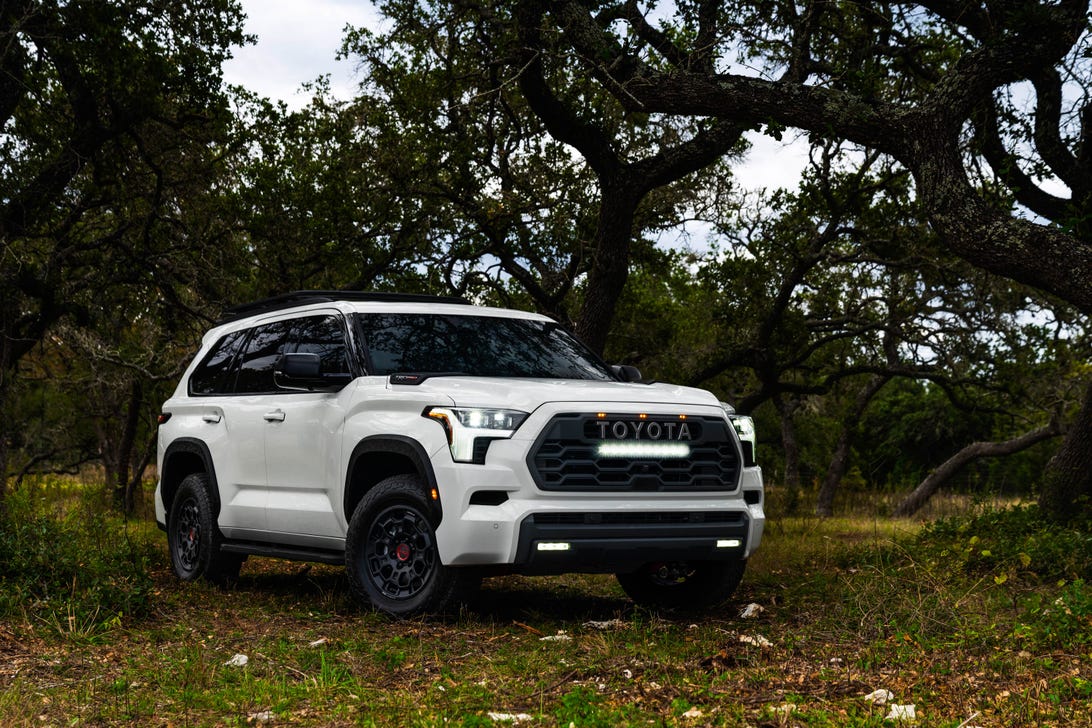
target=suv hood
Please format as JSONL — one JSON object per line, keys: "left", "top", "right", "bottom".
{"left": 398, "top": 376, "right": 723, "bottom": 413}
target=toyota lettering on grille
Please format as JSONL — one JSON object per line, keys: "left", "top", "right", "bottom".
{"left": 595, "top": 420, "right": 694, "bottom": 441}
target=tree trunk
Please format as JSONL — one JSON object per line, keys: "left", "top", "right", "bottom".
{"left": 1039, "top": 379, "right": 1092, "bottom": 524}
{"left": 774, "top": 395, "right": 802, "bottom": 513}
{"left": 893, "top": 422, "right": 1063, "bottom": 518}
{"left": 575, "top": 181, "right": 639, "bottom": 355}
{"left": 816, "top": 375, "right": 888, "bottom": 517}
{"left": 113, "top": 380, "right": 143, "bottom": 513}
{"left": 124, "top": 429, "right": 157, "bottom": 516}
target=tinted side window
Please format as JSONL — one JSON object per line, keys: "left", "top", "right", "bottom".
{"left": 234, "top": 321, "right": 291, "bottom": 394}
{"left": 290, "top": 315, "right": 351, "bottom": 375}
{"left": 189, "top": 331, "right": 246, "bottom": 395}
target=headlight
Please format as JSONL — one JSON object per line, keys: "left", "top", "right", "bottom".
{"left": 730, "top": 415, "right": 756, "bottom": 451}
{"left": 423, "top": 407, "right": 528, "bottom": 463}
{"left": 721, "top": 402, "right": 756, "bottom": 462}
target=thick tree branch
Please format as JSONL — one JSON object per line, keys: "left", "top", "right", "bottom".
{"left": 892, "top": 419, "right": 1063, "bottom": 517}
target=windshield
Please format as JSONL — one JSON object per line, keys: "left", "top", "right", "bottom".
{"left": 355, "top": 313, "right": 615, "bottom": 380}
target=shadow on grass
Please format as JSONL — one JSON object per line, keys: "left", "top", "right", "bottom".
{"left": 208, "top": 560, "right": 642, "bottom": 623}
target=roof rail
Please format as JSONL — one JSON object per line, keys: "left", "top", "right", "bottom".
{"left": 216, "top": 290, "right": 471, "bottom": 324}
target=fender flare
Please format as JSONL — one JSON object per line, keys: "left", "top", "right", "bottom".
{"left": 344, "top": 435, "right": 442, "bottom": 523}
{"left": 161, "top": 438, "right": 222, "bottom": 516}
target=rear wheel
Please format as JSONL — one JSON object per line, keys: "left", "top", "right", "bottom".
{"left": 345, "top": 474, "right": 476, "bottom": 616}
{"left": 167, "top": 473, "right": 243, "bottom": 586}
{"left": 616, "top": 560, "right": 746, "bottom": 612}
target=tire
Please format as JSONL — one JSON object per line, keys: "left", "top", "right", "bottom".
{"left": 345, "top": 474, "right": 475, "bottom": 617}
{"left": 616, "top": 559, "right": 746, "bottom": 612}
{"left": 167, "top": 473, "right": 243, "bottom": 587}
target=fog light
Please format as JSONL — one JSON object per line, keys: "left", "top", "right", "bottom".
{"left": 716, "top": 539, "right": 742, "bottom": 549}
{"left": 536, "top": 542, "right": 571, "bottom": 552}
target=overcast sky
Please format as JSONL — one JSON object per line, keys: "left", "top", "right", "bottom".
{"left": 221, "top": 0, "right": 379, "bottom": 106}
{"left": 221, "top": 0, "right": 807, "bottom": 193}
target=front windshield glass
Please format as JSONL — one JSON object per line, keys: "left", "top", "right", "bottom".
{"left": 355, "top": 313, "right": 615, "bottom": 380}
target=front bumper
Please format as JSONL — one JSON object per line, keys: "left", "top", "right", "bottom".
{"left": 513, "top": 509, "right": 750, "bottom": 574}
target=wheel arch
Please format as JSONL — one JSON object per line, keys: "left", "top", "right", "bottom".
{"left": 344, "top": 436, "right": 441, "bottom": 525}
{"left": 161, "top": 439, "right": 221, "bottom": 516}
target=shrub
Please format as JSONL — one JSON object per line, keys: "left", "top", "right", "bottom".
{"left": 0, "top": 483, "right": 157, "bottom": 638}
{"left": 917, "top": 505, "right": 1092, "bottom": 584}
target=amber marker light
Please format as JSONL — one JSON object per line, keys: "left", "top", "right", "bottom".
{"left": 426, "top": 410, "right": 454, "bottom": 444}
{"left": 678, "top": 414, "right": 687, "bottom": 420}
{"left": 430, "top": 488, "right": 440, "bottom": 501}
{"left": 596, "top": 412, "right": 607, "bottom": 419}
{"left": 638, "top": 413, "right": 648, "bottom": 419}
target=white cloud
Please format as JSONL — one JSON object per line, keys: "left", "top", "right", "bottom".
{"left": 223, "top": 0, "right": 381, "bottom": 107}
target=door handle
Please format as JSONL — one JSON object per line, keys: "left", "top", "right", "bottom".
{"left": 263, "top": 410, "right": 286, "bottom": 422}
{"left": 202, "top": 414, "right": 222, "bottom": 424}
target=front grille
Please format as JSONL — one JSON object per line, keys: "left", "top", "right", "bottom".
{"left": 528, "top": 414, "right": 741, "bottom": 492}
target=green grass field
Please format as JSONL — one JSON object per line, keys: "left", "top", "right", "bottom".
{"left": 1, "top": 480, "right": 1089, "bottom": 726}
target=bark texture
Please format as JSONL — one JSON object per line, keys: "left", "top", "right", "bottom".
{"left": 1038, "top": 380, "right": 1092, "bottom": 524}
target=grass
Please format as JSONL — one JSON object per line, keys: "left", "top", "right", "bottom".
{"left": 1, "top": 481, "right": 1090, "bottom": 726}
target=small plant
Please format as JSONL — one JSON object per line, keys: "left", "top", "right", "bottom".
{"left": 1014, "top": 579, "right": 1092, "bottom": 650}
{"left": 554, "top": 686, "right": 610, "bottom": 728}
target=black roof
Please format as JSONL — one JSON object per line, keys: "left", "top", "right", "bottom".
{"left": 216, "top": 290, "right": 470, "bottom": 325}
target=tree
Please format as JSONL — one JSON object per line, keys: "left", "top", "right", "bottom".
{"left": 344, "top": 1, "right": 750, "bottom": 352}
{"left": 516, "top": 0, "right": 1092, "bottom": 522}
{"left": 226, "top": 87, "right": 444, "bottom": 298}
{"left": 0, "top": 0, "right": 248, "bottom": 495}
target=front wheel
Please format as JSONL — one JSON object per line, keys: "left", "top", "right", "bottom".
{"left": 345, "top": 475, "right": 475, "bottom": 617}
{"left": 616, "top": 560, "right": 746, "bottom": 612}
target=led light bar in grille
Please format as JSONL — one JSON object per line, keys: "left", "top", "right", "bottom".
{"left": 596, "top": 442, "right": 692, "bottom": 459}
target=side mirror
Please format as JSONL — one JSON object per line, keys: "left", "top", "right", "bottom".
{"left": 275, "top": 353, "right": 353, "bottom": 391}
{"left": 611, "top": 364, "right": 642, "bottom": 383}
{"left": 279, "top": 352, "right": 321, "bottom": 379}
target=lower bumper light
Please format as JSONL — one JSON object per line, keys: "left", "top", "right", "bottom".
{"left": 536, "top": 542, "right": 571, "bottom": 552}
{"left": 716, "top": 539, "right": 742, "bottom": 549}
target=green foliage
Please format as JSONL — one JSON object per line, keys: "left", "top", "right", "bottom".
{"left": 554, "top": 686, "right": 611, "bottom": 728}
{"left": 1014, "top": 580, "right": 1092, "bottom": 650}
{"left": 0, "top": 482, "right": 157, "bottom": 638}
{"left": 918, "top": 505, "right": 1092, "bottom": 583}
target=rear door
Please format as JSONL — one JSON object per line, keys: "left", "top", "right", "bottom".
{"left": 213, "top": 319, "right": 293, "bottom": 537}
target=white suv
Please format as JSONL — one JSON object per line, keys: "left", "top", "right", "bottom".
{"left": 155, "top": 292, "right": 764, "bottom": 615}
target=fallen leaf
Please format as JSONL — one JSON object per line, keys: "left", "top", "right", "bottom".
{"left": 739, "top": 634, "right": 772, "bottom": 648}
{"left": 487, "top": 712, "right": 533, "bottom": 723}
{"left": 885, "top": 704, "right": 916, "bottom": 722}
{"left": 739, "top": 603, "right": 765, "bottom": 619}
{"left": 583, "top": 619, "right": 627, "bottom": 630}
{"left": 863, "top": 689, "right": 895, "bottom": 705}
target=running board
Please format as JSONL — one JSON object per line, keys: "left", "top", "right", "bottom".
{"left": 220, "top": 541, "right": 344, "bottom": 565}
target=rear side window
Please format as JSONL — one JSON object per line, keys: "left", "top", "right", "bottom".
{"left": 189, "top": 331, "right": 246, "bottom": 395}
